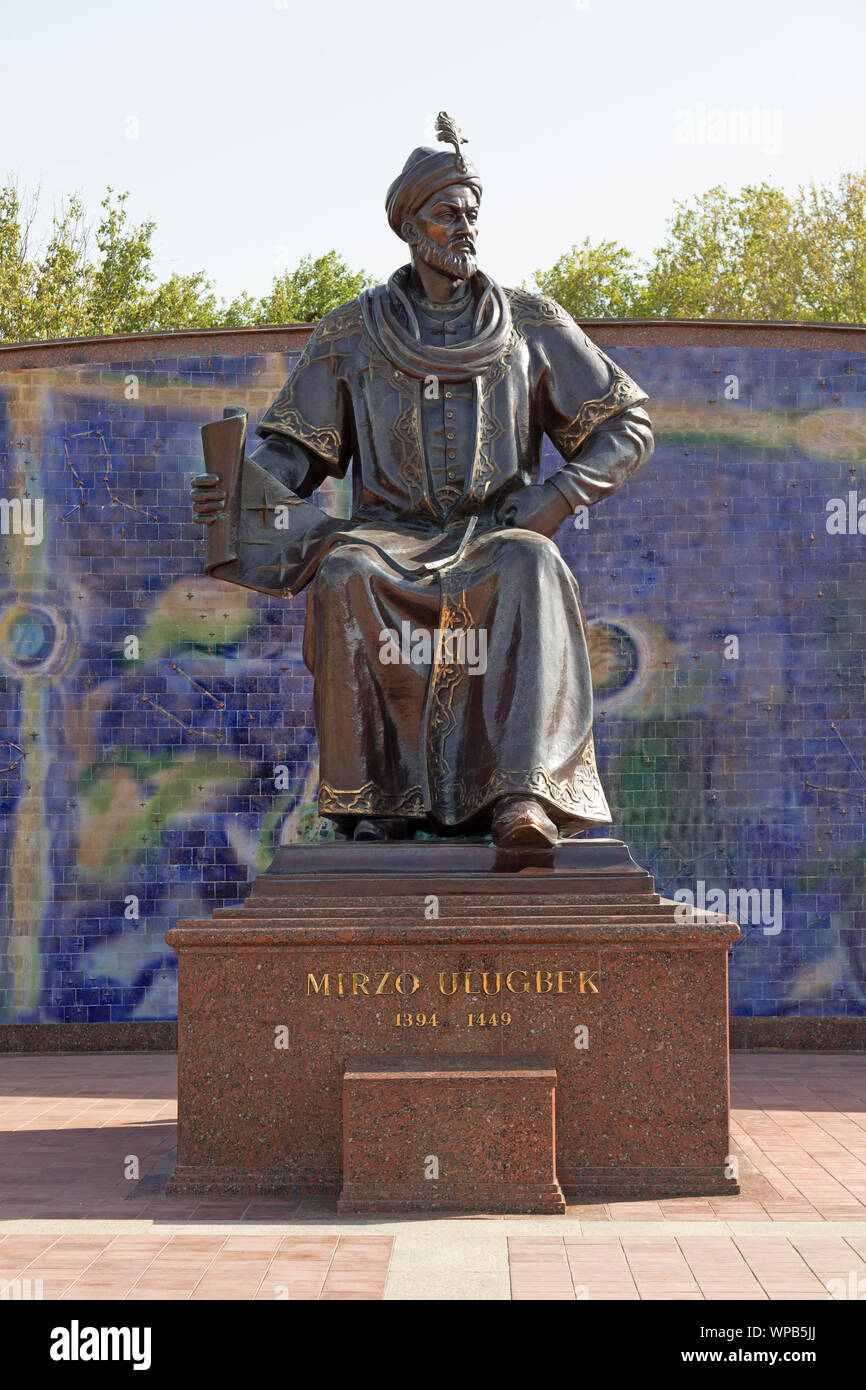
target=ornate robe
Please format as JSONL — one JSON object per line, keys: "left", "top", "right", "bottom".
{"left": 252, "top": 274, "right": 653, "bottom": 833}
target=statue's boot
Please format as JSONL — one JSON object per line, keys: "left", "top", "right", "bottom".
{"left": 353, "top": 817, "right": 408, "bottom": 841}
{"left": 491, "top": 796, "right": 558, "bottom": 850}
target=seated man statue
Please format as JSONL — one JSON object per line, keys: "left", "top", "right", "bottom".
{"left": 192, "top": 114, "right": 653, "bottom": 851}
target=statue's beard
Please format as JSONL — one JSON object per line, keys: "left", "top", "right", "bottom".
{"left": 413, "top": 231, "right": 477, "bottom": 281}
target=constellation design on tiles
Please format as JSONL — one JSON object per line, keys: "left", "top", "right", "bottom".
{"left": 0, "top": 739, "right": 25, "bottom": 777}
{"left": 139, "top": 660, "right": 226, "bottom": 742}
{"left": 60, "top": 428, "right": 160, "bottom": 522}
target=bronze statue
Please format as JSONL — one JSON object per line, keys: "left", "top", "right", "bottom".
{"left": 191, "top": 114, "right": 653, "bottom": 850}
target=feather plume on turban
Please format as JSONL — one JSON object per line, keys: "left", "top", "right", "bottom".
{"left": 386, "top": 147, "right": 482, "bottom": 240}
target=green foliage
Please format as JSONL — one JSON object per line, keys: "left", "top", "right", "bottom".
{"left": 635, "top": 180, "right": 863, "bottom": 320}
{"left": 0, "top": 183, "right": 374, "bottom": 343}
{"left": 534, "top": 171, "right": 866, "bottom": 322}
{"left": 2, "top": 171, "right": 863, "bottom": 340}
{"left": 257, "top": 252, "right": 375, "bottom": 325}
{"left": 533, "top": 237, "right": 640, "bottom": 319}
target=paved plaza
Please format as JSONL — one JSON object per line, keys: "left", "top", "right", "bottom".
{"left": 1, "top": 1052, "right": 865, "bottom": 1301}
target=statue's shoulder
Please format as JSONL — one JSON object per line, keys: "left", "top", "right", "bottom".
{"left": 504, "top": 285, "right": 575, "bottom": 331}
{"left": 308, "top": 296, "right": 366, "bottom": 348}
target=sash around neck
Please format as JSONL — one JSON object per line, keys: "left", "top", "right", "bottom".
{"left": 360, "top": 264, "right": 512, "bottom": 382}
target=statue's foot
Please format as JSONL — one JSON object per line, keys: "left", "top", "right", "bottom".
{"left": 491, "top": 796, "right": 558, "bottom": 850}
{"left": 353, "top": 817, "right": 408, "bottom": 842}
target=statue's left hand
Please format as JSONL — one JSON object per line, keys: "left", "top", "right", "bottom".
{"left": 191, "top": 472, "right": 227, "bottom": 524}
{"left": 496, "top": 481, "right": 571, "bottom": 538}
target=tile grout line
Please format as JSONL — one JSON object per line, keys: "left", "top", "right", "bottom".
{"left": 42, "top": 1234, "right": 124, "bottom": 1298}
{"left": 674, "top": 1236, "right": 711, "bottom": 1301}
{"left": 318, "top": 1233, "right": 346, "bottom": 1301}
{"left": 789, "top": 1233, "right": 855, "bottom": 1297}
{"left": 119, "top": 1234, "right": 177, "bottom": 1300}
{"left": 143, "top": 1233, "right": 230, "bottom": 1302}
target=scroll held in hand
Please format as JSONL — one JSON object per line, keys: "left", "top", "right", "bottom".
{"left": 199, "top": 407, "right": 344, "bottom": 597}
{"left": 200, "top": 407, "right": 247, "bottom": 572}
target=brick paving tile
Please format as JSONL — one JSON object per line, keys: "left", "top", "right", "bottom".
{"left": 731, "top": 1238, "right": 831, "bottom": 1299}
{"left": 277, "top": 1237, "right": 340, "bottom": 1257}
{"left": 255, "top": 1278, "right": 330, "bottom": 1301}
{"left": 122, "top": 1236, "right": 227, "bottom": 1299}
{"left": 321, "top": 1237, "right": 392, "bottom": 1296}
{"left": 564, "top": 1238, "right": 640, "bottom": 1300}
{"left": 509, "top": 1238, "right": 574, "bottom": 1300}
{"left": 708, "top": 1198, "right": 771, "bottom": 1218}
{"left": 789, "top": 1236, "right": 866, "bottom": 1297}
{"left": 61, "top": 1237, "right": 170, "bottom": 1297}
{"left": 658, "top": 1199, "right": 718, "bottom": 1220}
{"left": 618, "top": 1239, "right": 703, "bottom": 1299}
{"left": 241, "top": 1200, "right": 303, "bottom": 1219}
{"left": 762, "top": 1203, "right": 828, "bottom": 1221}
{"left": 186, "top": 1203, "right": 252, "bottom": 1220}
{"left": 190, "top": 1246, "right": 280, "bottom": 1300}
{"left": 0, "top": 1236, "right": 61, "bottom": 1274}
{"left": 842, "top": 1233, "right": 866, "bottom": 1261}
{"left": 25, "top": 1236, "right": 114, "bottom": 1264}
{"left": 676, "top": 1236, "right": 767, "bottom": 1299}
{"left": 259, "top": 1259, "right": 332, "bottom": 1291}
{"left": 17, "top": 1237, "right": 116, "bottom": 1295}
{"left": 607, "top": 1202, "right": 666, "bottom": 1220}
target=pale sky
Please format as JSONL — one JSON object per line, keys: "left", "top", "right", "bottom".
{"left": 2, "top": 0, "right": 864, "bottom": 301}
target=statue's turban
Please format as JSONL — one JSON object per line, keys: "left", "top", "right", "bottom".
{"left": 386, "top": 146, "right": 482, "bottom": 239}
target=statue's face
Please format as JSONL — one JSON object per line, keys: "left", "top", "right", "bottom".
{"left": 404, "top": 182, "right": 480, "bottom": 280}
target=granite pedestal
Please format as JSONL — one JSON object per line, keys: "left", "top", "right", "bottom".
{"left": 166, "top": 839, "right": 740, "bottom": 1205}
{"left": 339, "top": 1054, "right": 565, "bottom": 1213}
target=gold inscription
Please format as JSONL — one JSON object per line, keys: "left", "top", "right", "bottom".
{"left": 306, "top": 971, "right": 421, "bottom": 997}
{"left": 306, "top": 967, "right": 599, "bottom": 997}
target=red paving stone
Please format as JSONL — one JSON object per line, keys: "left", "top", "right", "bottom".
{"left": 0, "top": 1230, "right": 391, "bottom": 1301}
{"left": 564, "top": 1237, "right": 640, "bottom": 1300}
{"left": 1, "top": 1052, "right": 865, "bottom": 1299}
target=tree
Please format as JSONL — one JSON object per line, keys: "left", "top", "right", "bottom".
{"left": 533, "top": 171, "right": 866, "bottom": 323}
{"left": 0, "top": 182, "right": 374, "bottom": 343}
{"left": 2, "top": 172, "right": 864, "bottom": 341}
{"left": 256, "top": 251, "right": 374, "bottom": 325}
{"left": 533, "top": 237, "right": 641, "bottom": 319}
{"left": 794, "top": 171, "right": 866, "bottom": 323}
{"left": 0, "top": 183, "right": 41, "bottom": 342}
{"left": 639, "top": 182, "right": 804, "bottom": 319}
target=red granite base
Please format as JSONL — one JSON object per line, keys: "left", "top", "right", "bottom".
{"left": 338, "top": 1183, "right": 566, "bottom": 1214}
{"left": 338, "top": 1054, "right": 565, "bottom": 1214}
{"left": 166, "top": 840, "right": 740, "bottom": 1206}
{"left": 0, "top": 1023, "right": 178, "bottom": 1052}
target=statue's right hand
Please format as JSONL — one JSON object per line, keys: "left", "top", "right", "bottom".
{"left": 191, "top": 472, "right": 227, "bottom": 524}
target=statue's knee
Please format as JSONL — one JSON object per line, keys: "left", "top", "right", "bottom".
{"left": 502, "top": 529, "right": 563, "bottom": 580}
{"left": 314, "top": 545, "right": 368, "bottom": 593}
